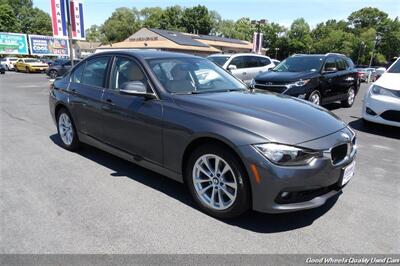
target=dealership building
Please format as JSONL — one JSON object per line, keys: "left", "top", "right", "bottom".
{"left": 97, "top": 28, "right": 254, "bottom": 56}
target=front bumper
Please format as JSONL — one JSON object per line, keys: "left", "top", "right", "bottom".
{"left": 362, "top": 89, "right": 400, "bottom": 127}
{"left": 238, "top": 127, "right": 356, "bottom": 213}
{"left": 29, "top": 66, "right": 48, "bottom": 72}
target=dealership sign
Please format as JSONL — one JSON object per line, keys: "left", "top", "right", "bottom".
{"left": 0, "top": 32, "right": 29, "bottom": 55}
{"left": 28, "top": 35, "right": 70, "bottom": 56}
{"left": 50, "top": 0, "right": 85, "bottom": 40}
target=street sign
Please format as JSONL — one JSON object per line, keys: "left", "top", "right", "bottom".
{"left": 50, "top": 0, "right": 85, "bottom": 40}
{"left": 0, "top": 33, "right": 29, "bottom": 55}
{"left": 252, "top": 32, "right": 263, "bottom": 54}
{"left": 28, "top": 35, "right": 70, "bottom": 56}
{"left": 69, "top": 0, "right": 85, "bottom": 40}
{"left": 50, "top": 0, "right": 68, "bottom": 38}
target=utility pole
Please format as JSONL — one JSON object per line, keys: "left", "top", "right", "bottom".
{"left": 65, "top": 0, "right": 74, "bottom": 66}
{"left": 356, "top": 41, "right": 364, "bottom": 66}
{"left": 369, "top": 34, "right": 381, "bottom": 67}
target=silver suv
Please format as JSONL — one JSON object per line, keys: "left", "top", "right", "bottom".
{"left": 207, "top": 53, "right": 275, "bottom": 84}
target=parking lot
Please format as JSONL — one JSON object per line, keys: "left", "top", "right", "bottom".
{"left": 1, "top": 71, "right": 399, "bottom": 254}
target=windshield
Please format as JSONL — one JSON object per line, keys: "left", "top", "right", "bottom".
{"left": 25, "top": 59, "right": 40, "bottom": 63}
{"left": 274, "top": 56, "right": 325, "bottom": 72}
{"left": 207, "top": 56, "right": 230, "bottom": 67}
{"left": 147, "top": 57, "right": 247, "bottom": 94}
{"left": 388, "top": 60, "right": 400, "bottom": 73}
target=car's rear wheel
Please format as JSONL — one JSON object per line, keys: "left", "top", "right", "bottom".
{"left": 341, "top": 87, "right": 355, "bottom": 107}
{"left": 25, "top": 66, "right": 30, "bottom": 73}
{"left": 308, "top": 90, "right": 321, "bottom": 105}
{"left": 185, "top": 144, "right": 250, "bottom": 219}
{"left": 49, "top": 70, "right": 58, "bottom": 79}
{"left": 57, "top": 108, "right": 80, "bottom": 151}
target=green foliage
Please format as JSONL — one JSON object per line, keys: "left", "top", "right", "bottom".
{"left": 100, "top": 7, "right": 141, "bottom": 43}
{"left": 159, "top": 6, "right": 185, "bottom": 31}
{"left": 348, "top": 7, "right": 388, "bottom": 30}
{"left": 85, "top": 25, "right": 104, "bottom": 42}
{"left": 0, "top": 4, "right": 21, "bottom": 32}
{"left": 182, "top": 5, "right": 213, "bottom": 34}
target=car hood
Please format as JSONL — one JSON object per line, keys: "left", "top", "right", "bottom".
{"left": 374, "top": 73, "right": 400, "bottom": 91}
{"left": 255, "top": 71, "right": 319, "bottom": 83}
{"left": 173, "top": 91, "right": 347, "bottom": 145}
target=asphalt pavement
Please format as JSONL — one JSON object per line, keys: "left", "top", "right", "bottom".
{"left": 1, "top": 71, "right": 399, "bottom": 254}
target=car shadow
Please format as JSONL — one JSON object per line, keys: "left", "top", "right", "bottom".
{"left": 323, "top": 102, "right": 342, "bottom": 111}
{"left": 50, "top": 134, "right": 340, "bottom": 233}
{"left": 348, "top": 118, "right": 400, "bottom": 140}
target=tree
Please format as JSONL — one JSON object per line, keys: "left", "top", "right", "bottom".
{"left": 288, "top": 18, "right": 313, "bottom": 54}
{"left": 0, "top": 4, "right": 21, "bottom": 32}
{"left": 182, "top": 5, "right": 213, "bottom": 34}
{"left": 86, "top": 25, "right": 103, "bottom": 42}
{"left": 348, "top": 7, "right": 389, "bottom": 30}
{"left": 101, "top": 7, "right": 141, "bottom": 43}
{"left": 232, "top": 17, "right": 254, "bottom": 41}
{"left": 140, "top": 7, "right": 163, "bottom": 29}
{"left": 213, "top": 19, "right": 236, "bottom": 38}
{"left": 23, "top": 7, "right": 52, "bottom": 35}
{"left": 159, "top": 5, "right": 184, "bottom": 31}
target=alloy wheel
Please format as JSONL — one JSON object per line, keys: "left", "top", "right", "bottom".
{"left": 347, "top": 88, "right": 355, "bottom": 106}
{"left": 50, "top": 70, "right": 58, "bottom": 79}
{"left": 310, "top": 92, "right": 320, "bottom": 105}
{"left": 58, "top": 113, "right": 74, "bottom": 146}
{"left": 192, "top": 154, "right": 238, "bottom": 210}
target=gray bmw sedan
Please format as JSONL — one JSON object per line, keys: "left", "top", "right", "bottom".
{"left": 49, "top": 50, "right": 356, "bottom": 218}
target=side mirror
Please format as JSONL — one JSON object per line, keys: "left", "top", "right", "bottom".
{"left": 323, "top": 67, "right": 337, "bottom": 73}
{"left": 228, "top": 64, "right": 237, "bottom": 71}
{"left": 120, "top": 81, "right": 155, "bottom": 99}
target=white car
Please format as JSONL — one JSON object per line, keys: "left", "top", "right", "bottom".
{"left": 0, "top": 57, "right": 18, "bottom": 71}
{"left": 207, "top": 53, "right": 275, "bottom": 84}
{"left": 362, "top": 58, "right": 400, "bottom": 127}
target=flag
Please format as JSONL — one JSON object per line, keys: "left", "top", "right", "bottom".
{"left": 69, "top": 0, "right": 85, "bottom": 40}
{"left": 50, "top": 0, "right": 68, "bottom": 38}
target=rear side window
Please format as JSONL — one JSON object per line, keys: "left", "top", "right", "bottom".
{"left": 324, "top": 57, "right": 337, "bottom": 71}
{"left": 81, "top": 57, "right": 110, "bottom": 88}
{"left": 243, "top": 56, "right": 259, "bottom": 68}
{"left": 71, "top": 63, "right": 85, "bottom": 83}
{"left": 229, "top": 56, "right": 246, "bottom": 69}
{"left": 258, "top": 57, "right": 272, "bottom": 66}
{"left": 336, "top": 58, "right": 348, "bottom": 71}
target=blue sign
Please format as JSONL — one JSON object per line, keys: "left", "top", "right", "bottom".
{"left": 28, "top": 35, "right": 70, "bottom": 56}
{"left": 0, "top": 32, "right": 29, "bottom": 55}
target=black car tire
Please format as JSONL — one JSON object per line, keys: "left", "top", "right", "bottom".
{"left": 308, "top": 90, "right": 321, "bottom": 105}
{"left": 185, "top": 144, "right": 251, "bottom": 219}
{"left": 341, "top": 87, "right": 356, "bottom": 108}
{"left": 56, "top": 108, "right": 80, "bottom": 151}
{"left": 49, "top": 70, "right": 58, "bottom": 79}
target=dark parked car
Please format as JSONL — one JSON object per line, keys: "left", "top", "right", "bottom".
{"left": 252, "top": 53, "right": 359, "bottom": 107}
{"left": 46, "top": 60, "right": 81, "bottom": 78}
{"left": 0, "top": 64, "right": 5, "bottom": 74}
{"left": 49, "top": 51, "right": 357, "bottom": 218}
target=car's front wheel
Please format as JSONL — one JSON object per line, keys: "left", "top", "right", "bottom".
{"left": 49, "top": 70, "right": 58, "bottom": 79}
{"left": 308, "top": 90, "right": 321, "bottom": 105}
{"left": 341, "top": 87, "right": 356, "bottom": 107}
{"left": 57, "top": 108, "right": 80, "bottom": 151}
{"left": 185, "top": 144, "right": 250, "bottom": 219}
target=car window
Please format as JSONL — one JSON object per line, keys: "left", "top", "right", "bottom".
{"left": 324, "top": 57, "right": 337, "bottom": 71}
{"left": 336, "top": 58, "right": 348, "bottom": 71}
{"left": 71, "top": 63, "right": 85, "bottom": 84}
{"left": 229, "top": 56, "right": 246, "bottom": 69}
{"left": 208, "top": 56, "right": 230, "bottom": 67}
{"left": 81, "top": 57, "right": 110, "bottom": 88}
{"left": 388, "top": 59, "right": 400, "bottom": 73}
{"left": 111, "top": 57, "right": 148, "bottom": 90}
{"left": 258, "top": 57, "right": 272, "bottom": 66}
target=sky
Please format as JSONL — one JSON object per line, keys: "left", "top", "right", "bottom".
{"left": 33, "top": 0, "right": 400, "bottom": 29}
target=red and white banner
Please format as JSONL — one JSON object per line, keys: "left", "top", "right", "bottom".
{"left": 252, "top": 32, "right": 263, "bottom": 54}
{"left": 69, "top": 0, "right": 85, "bottom": 40}
{"left": 50, "top": 0, "right": 85, "bottom": 40}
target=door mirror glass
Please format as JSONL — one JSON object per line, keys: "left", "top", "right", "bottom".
{"left": 228, "top": 64, "right": 237, "bottom": 71}
{"left": 120, "top": 81, "right": 147, "bottom": 94}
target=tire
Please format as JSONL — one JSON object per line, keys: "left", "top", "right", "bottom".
{"left": 56, "top": 108, "right": 80, "bottom": 151}
{"left": 185, "top": 144, "right": 251, "bottom": 219}
{"left": 341, "top": 87, "right": 356, "bottom": 107}
{"left": 49, "top": 70, "right": 58, "bottom": 79}
{"left": 25, "top": 66, "right": 30, "bottom": 73}
{"left": 308, "top": 90, "right": 321, "bottom": 105}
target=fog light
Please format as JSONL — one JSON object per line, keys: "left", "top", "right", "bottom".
{"left": 297, "top": 94, "right": 306, "bottom": 99}
{"left": 366, "top": 107, "right": 377, "bottom": 116}
{"left": 281, "top": 192, "right": 290, "bottom": 199}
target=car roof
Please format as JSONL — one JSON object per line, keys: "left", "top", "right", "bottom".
{"left": 94, "top": 50, "right": 197, "bottom": 60}
{"left": 208, "top": 53, "right": 270, "bottom": 58}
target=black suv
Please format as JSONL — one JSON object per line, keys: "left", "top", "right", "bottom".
{"left": 252, "top": 53, "right": 359, "bottom": 107}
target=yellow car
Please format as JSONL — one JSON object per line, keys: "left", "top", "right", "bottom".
{"left": 15, "top": 58, "right": 49, "bottom": 73}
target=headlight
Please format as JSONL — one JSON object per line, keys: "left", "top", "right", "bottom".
{"left": 287, "top": 79, "right": 310, "bottom": 88}
{"left": 253, "top": 143, "right": 320, "bottom": 166}
{"left": 371, "top": 85, "right": 399, "bottom": 98}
